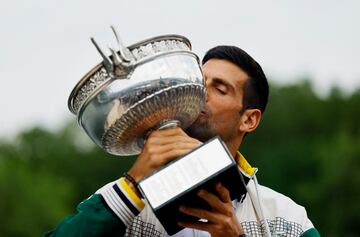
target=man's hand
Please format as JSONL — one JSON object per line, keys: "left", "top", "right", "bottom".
{"left": 127, "top": 127, "right": 202, "bottom": 183}
{"left": 178, "top": 182, "right": 245, "bottom": 237}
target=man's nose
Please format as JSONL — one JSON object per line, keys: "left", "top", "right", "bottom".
{"left": 206, "top": 90, "right": 209, "bottom": 102}
{"left": 204, "top": 86, "right": 209, "bottom": 103}
{"left": 204, "top": 80, "right": 210, "bottom": 102}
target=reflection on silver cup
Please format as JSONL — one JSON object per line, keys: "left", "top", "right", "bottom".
{"left": 68, "top": 27, "right": 206, "bottom": 156}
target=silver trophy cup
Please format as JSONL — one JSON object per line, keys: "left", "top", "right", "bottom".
{"left": 68, "top": 27, "right": 206, "bottom": 156}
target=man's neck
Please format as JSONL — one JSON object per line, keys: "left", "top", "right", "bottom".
{"left": 225, "top": 137, "right": 243, "bottom": 158}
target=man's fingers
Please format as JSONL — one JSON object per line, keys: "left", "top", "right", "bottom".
{"left": 177, "top": 220, "right": 210, "bottom": 232}
{"left": 215, "top": 182, "right": 232, "bottom": 203}
{"left": 155, "top": 147, "right": 197, "bottom": 165}
{"left": 144, "top": 138, "right": 201, "bottom": 159}
{"left": 132, "top": 127, "right": 202, "bottom": 180}
{"left": 146, "top": 135, "right": 200, "bottom": 147}
{"left": 148, "top": 127, "right": 187, "bottom": 139}
{"left": 197, "top": 189, "right": 225, "bottom": 212}
{"left": 179, "top": 206, "right": 219, "bottom": 223}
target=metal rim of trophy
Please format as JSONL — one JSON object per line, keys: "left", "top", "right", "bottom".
{"left": 68, "top": 34, "right": 197, "bottom": 115}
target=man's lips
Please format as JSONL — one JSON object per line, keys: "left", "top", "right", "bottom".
{"left": 197, "top": 106, "right": 211, "bottom": 121}
{"left": 197, "top": 111, "right": 207, "bottom": 120}
{"left": 199, "top": 111, "right": 206, "bottom": 116}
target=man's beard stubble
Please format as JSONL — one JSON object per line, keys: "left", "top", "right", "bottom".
{"left": 185, "top": 106, "right": 217, "bottom": 142}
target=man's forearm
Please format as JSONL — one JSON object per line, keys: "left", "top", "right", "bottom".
{"left": 44, "top": 194, "right": 126, "bottom": 237}
{"left": 45, "top": 178, "right": 145, "bottom": 237}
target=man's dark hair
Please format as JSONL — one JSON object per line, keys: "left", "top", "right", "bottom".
{"left": 202, "top": 45, "right": 269, "bottom": 113}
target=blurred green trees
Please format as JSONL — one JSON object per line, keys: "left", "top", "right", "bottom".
{"left": 0, "top": 81, "right": 359, "bottom": 237}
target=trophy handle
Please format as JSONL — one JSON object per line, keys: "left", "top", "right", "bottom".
{"left": 90, "top": 26, "right": 135, "bottom": 77}
{"left": 110, "top": 25, "right": 132, "bottom": 63}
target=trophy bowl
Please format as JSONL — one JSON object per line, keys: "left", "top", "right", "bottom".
{"left": 68, "top": 28, "right": 206, "bottom": 156}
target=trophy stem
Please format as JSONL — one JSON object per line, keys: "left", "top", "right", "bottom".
{"left": 157, "top": 119, "right": 181, "bottom": 130}
{"left": 142, "top": 119, "right": 181, "bottom": 147}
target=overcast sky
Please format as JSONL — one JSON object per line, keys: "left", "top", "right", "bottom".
{"left": 0, "top": 0, "right": 359, "bottom": 138}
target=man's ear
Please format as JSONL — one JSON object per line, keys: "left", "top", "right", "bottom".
{"left": 239, "top": 109, "right": 262, "bottom": 133}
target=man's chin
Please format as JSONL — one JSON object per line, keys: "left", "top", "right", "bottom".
{"left": 185, "top": 121, "right": 217, "bottom": 142}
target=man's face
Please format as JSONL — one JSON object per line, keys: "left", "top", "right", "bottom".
{"left": 186, "top": 59, "right": 249, "bottom": 144}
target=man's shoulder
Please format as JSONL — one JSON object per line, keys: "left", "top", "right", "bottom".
{"left": 257, "top": 182, "right": 306, "bottom": 211}
{"left": 250, "top": 181, "right": 309, "bottom": 218}
{"left": 240, "top": 180, "right": 315, "bottom": 232}
{"left": 236, "top": 180, "right": 319, "bottom": 236}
